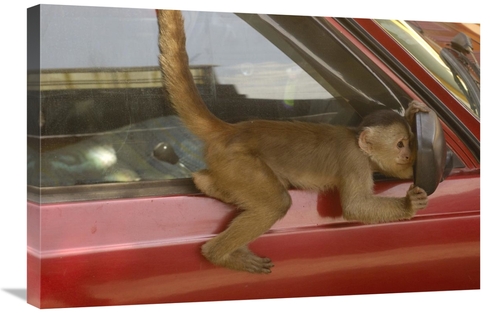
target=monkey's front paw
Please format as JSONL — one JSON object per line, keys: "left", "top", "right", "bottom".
{"left": 405, "top": 101, "right": 430, "bottom": 123}
{"left": 407, "top": 100, "right": 430, "bottom": 114}
{"left": 406, "top": 184, "right": 428, "bottom": 212}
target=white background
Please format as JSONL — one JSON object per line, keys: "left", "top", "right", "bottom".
{"left": 1, "top": 0, "right": 495, "bottom": 312}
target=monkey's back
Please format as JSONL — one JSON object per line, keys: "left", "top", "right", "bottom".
{"left": 203, "top": 119, "right": 372, "bottom": 191}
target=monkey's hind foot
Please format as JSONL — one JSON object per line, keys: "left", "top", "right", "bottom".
{"left": 202, "top": 245, "right": 274, "bottom": 274}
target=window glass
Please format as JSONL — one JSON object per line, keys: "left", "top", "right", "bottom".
{"left": 28, "top": 6, "right": 410, "bottom": 191}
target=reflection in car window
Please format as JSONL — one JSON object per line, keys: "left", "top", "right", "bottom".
{"left": 376, "top": 20, "right": 480, "bottom": 118}
{"left": 28, "top": 7, "right": 411, "bottom": 190}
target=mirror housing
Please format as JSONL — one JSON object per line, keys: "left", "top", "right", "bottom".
{"left": 413, "top": 110, "right": 452, "bottom": 195}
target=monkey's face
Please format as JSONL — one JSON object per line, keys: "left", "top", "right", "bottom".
{"left": 358, "top": 123, "right": 415, "bottom": 179}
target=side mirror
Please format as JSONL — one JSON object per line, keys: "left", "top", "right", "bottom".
{"left": 153, "top": 142, "right": 180, "bottom": 164}
{"left": 413, "top": 110, "right": 452, "bottom": 195}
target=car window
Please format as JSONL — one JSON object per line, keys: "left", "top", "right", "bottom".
{"left": 28, "top": 6, "right": 413, "bottom": 199}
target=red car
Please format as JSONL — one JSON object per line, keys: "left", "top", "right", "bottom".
{"left": 27, "top": 6, "right": 479, "bottom": 308}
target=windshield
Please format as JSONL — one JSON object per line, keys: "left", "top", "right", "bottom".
{"left": 376, "top": 20, "right": 480, "bottom": 118}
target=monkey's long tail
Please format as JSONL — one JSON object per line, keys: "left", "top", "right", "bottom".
{"left": 157, "top": 10, "right": 230, "bottom": 141}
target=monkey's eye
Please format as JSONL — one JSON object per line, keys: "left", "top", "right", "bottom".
{"left": 397, "top": 141, "right": 404, "bottom": 149}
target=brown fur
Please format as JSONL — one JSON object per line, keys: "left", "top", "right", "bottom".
{"left": 157, "top": 10, "right": 429, "bottom": 273}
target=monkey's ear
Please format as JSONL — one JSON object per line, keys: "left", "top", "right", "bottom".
{"left": 358, "top": 128, "right": 373, "bottom": 154}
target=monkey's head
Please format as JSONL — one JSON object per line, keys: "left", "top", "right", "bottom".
{"left": 357, "top": 110, "right": 415, "bottom": 179}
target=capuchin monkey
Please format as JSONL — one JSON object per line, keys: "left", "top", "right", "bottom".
{"left": 157, "top": 10, "right": 429, "bottom": 273}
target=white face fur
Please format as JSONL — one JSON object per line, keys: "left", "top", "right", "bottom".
{"left": 358, "top": 123, "right": 414, "bottom": 179}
